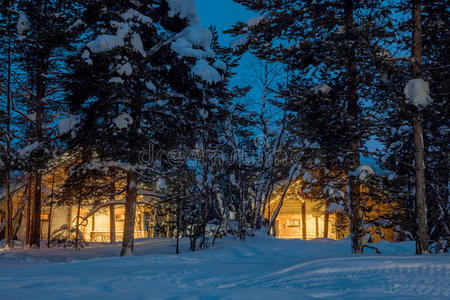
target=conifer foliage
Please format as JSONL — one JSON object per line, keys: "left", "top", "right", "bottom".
{"left": 228, "top": 0, "right": 392, "bottom": 253}
{"left": 0, "top": 0, "right": 447, "bottom": 256}
{"left": 64, "top": 0, "right": 227, "bottom": 255}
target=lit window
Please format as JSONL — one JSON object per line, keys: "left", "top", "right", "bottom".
{"left": 286, "top": 219, "right": 300, "bottom": 227}
{"left": 40, "top": 213, "right": 49, "bottom": 221}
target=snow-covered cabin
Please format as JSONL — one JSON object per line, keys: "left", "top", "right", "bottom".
{"left": 265, "top": 177, "right": 396, "bottom": 242}
{"left": 0, "top": 154, "right": 161, "bottom": 243}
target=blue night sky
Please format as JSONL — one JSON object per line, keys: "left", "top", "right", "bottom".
{"left": 196, "top": 0, "right": 260, "bottom": 106}
{"left": 196, "top": 0, "right": 382, "bottom": 163}
{"left": 196, "top": 0, "right": 256, "bottom": 43}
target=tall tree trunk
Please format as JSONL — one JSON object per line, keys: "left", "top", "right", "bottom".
{"left": 75, "top": 192, "right": 82, "bottom": 249}
{"left": 324, "top": 212, "right": 329, "bottom": 238}
{"left": 109, "top": 205, "right": 116, "bottom": 244}
{"left": 411, "top": 0, "right": 428, "bottom": 254}
{"left": 267, "top": 165, "right": 297, "bottom": 236}
{"left": 120, "top": 171, "right": 137, "bottom": 256}
{"left": 176, "top": 199, "right": 180, "bottom": 254}
{"left": 12, "top": 189, "right": 27, "bottom": 240}
{"left": 47, "top": 173, "right": 55, "bottom": 248}
{"left": 344, "top": 0, "right": 363, "bottom": 254}
{"left": 25, "top": 173, "right": 32, "bottom": 244}
{"left": 28, "top": 67, "right": 45, "bottom": 248}
{"left": 29, "top": 173, "right": 42, "bottom": 248}
{"left": 4, "top": 2, "right": 13, "bottom": 249}
{"left": 91, "top": 214, "right": 95, "bottom": 241}
{"left": 302, "top": 201, "right": 307, "bottom": 240}
{"left": 315, "top": 215, "right": 319, "bottom": 238}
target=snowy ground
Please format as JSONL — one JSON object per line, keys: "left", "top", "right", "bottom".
{"left": 0, "top": 235, "right": 449, "bottom": 299}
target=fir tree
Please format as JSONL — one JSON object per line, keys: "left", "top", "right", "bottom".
{"left": 13, "top": 0, "right": 79, "bottom": 248}
{"left": 229, "top": 0, "right": 392, "bottom": 253}
{"left": 64, "top": 0, "right": 227, "bottom": 256}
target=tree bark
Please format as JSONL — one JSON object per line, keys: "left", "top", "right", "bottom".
{"left": 29, "top": 173, "right": 42, "bottom": 248}
{"left": 120, "top": 171, "right": 137, "bottom": 256}
{"left": 4, "top": 4, "right": 13, "bottom": 249}
{"left": 176, "top": 199, "right": 180, "bottom": 254}
{"left": 91, "top": 214, "right": 95, "bottom": 241}
{"left": 315, "top": 215, "right": 319, "bottom": 238}
{"left": 25, "top": 173, "right": 32, "bottom": 244}
{"left": 411, "top": 0, "right": 428, "bottom": 255}
{"left": 267, "top": 165, "right": 297, "bottom": 236}
{"left": 47, "top": 173, "right": 55, "bottom": 248}
{"left": 75, "top": 192, "right": 82, "bottom": 249}
{"left": 28, "top": 68, "right": 45, "bottom": 248}
{"left": 344, "top": 0, "right": 363, "bottom": 254}
{"left": 324, "top": 212, "right": 329, "bottom": 238}
{"left": 109, "top": 205, "right": 116, "bottom": 244}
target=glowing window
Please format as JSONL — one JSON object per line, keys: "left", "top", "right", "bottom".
{"left": 286, "top": 219, "right": 300, "bottom": 227}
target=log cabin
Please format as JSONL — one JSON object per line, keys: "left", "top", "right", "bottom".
{"left": 265, "top": 177, "right": 397, "bottom": 242}
{"left": 0, "top": 154, "right": 163, "bottom": 244}
{"left": 1, "top": 154, "right": 396, "bottom": 244}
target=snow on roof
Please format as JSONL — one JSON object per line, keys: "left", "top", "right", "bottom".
{"left": 166, "top": 0, "right": 200, "bottom": 25}
{"left": 404, "top": 79, "right": 433, "bottom": 110}
{"left": 192, "top": 59, "right": 222, "bottom": 84}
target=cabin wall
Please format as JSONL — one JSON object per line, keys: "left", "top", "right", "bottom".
{"left": 266, "top": 189, "right": 339, "bottom": 240}
{"left": 38, "top": 205, "right": 149, "bottom": 243}
{"left": 267, "top": 179, "right": 397, "bottom": 242}
{"left": 275, "top": 213, "right": 337, "bottom": 240}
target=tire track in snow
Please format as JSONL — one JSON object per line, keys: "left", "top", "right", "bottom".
{"left": 218, "top": 256, "right": 450, "bottom": 298}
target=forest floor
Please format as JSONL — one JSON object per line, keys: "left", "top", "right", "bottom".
{"left": 0, "top": 233, "right": 449, "bottom": 299}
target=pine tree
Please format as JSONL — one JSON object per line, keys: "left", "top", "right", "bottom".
{"left": 229, "top": 0, "right": 392, "bottom": 253}
{"left": 0, "top": 0, "right": 15, "bottom": 248}
{"left": 377, "top": 0, "right": 449, "bottom": 252}
{"left": 421, "top": 0, "right": 449, "bottom": 252}
{"left": 64, "top": 0, "right": 227, "bottom": 256}
{"left": 13, "top": 0, "right": 79, "bottom": 248}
